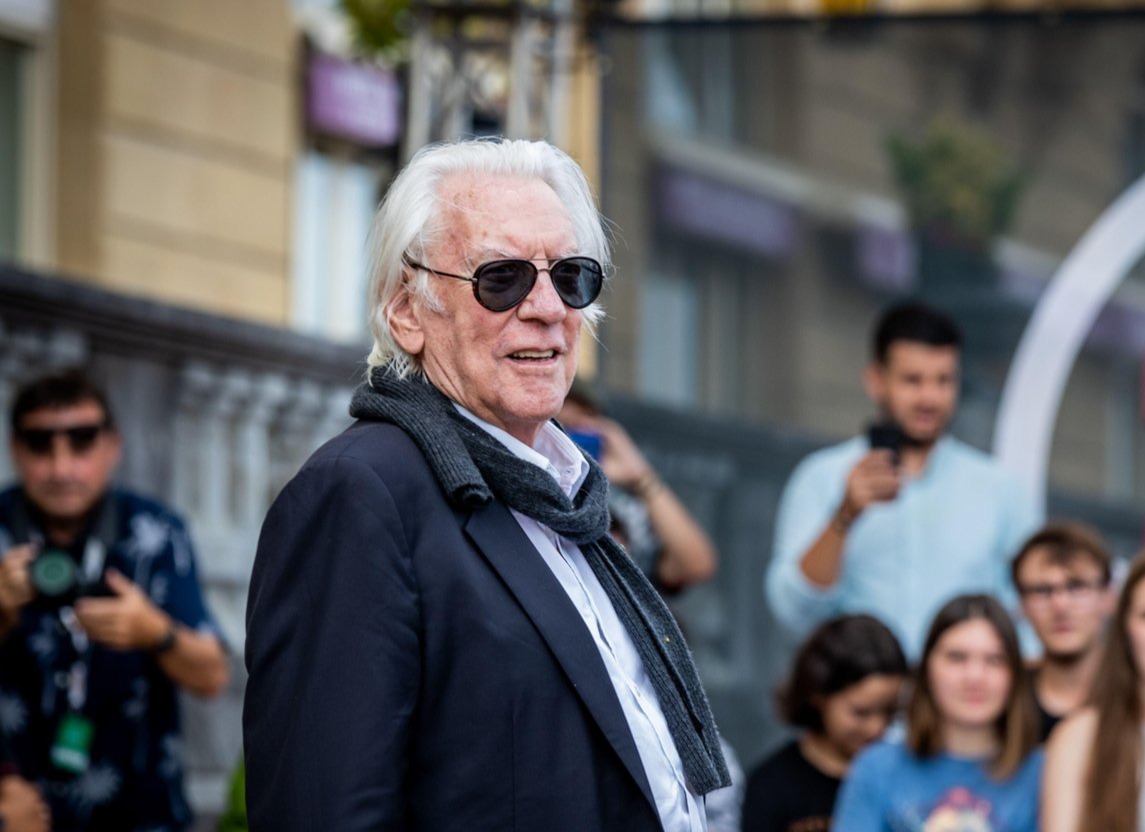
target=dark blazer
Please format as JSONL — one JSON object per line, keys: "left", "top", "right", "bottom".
{"left": 244, "top": 420, "right": 663, "bottom": 831}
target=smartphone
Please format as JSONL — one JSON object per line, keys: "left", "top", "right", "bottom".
{"left": 566, "top": 428, "right": 603, "bottom": 461}
{"left": 866, "top": 420, "right": 904, "bottom": 466}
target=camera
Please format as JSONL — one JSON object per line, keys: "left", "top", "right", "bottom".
{"left": 29, "top": 549, "right": 109, "bottom": 607}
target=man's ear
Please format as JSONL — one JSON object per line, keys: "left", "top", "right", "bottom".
{"left": 864, "top": 361, "right": 885, "bottom": 402}
{"left": 388, "top": 288, "right": 426, "bottom": 358}
{"left": 105, "top": 429, "right": 124, "bottom": 470}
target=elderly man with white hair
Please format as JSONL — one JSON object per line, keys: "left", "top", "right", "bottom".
{"left": 243, "top": 139, "right": 729, "bottom": 831}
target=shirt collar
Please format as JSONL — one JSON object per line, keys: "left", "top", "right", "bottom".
{"left": 907, "top": 434, "right": 954, "bottom": 483}
{"left": 453, "top": 405, "right": 590, "bottom": 498}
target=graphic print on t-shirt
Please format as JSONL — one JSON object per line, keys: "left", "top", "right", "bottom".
{"left": 912, "top": 787, "right": 994, "bottom": 832}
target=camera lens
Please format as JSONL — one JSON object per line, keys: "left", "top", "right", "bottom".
{"left": 31, "top": 549, "right": 79, "bottom": 599}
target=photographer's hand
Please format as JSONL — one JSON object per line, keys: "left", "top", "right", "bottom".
{"left": 797, "top": 451, "right": 901, "bottom": 590}
{"left": 75, "top": 570, "right": 229, "bottom": 697}
{"left": 0, "top": 545, "right": 35, "bottom": 640}
{"left": 590, "top": 417, "right": 717, "bottom": 589}
{"left": 73, "top": 569, "right": 168, "bottom": 651}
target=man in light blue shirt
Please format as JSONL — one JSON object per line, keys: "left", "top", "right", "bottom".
{"left": 765, "top": 302, "right": 1041, "bottom": 659}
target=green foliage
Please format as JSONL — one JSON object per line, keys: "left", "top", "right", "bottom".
{"left": 887, "top": 119, "right": 1025, "bottom": 250}
{"left": 342, "top": 0, "right": 412, "bottom": 60}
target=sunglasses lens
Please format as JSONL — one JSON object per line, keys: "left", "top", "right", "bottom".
{"left": 551, "top": 258, "right": 604, "bottom": 309}
{"left": 16, "top": 424, "right": 104, "bottom": 455}
{"left": 474, "top": 261, "right": 535, "bottom": 312}
{"left": 66, "top": 426, "right": 101, "bottom": 453}
{"left": 19, "top": 430, "right": 54, "bottom": 454}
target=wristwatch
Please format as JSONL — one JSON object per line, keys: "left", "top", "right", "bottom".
{"left": 149, "top": 622, "right": 178, "bottom": 654}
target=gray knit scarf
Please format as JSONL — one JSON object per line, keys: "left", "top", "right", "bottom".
{"left": 349, "top": 365, "right": 731, "bottom": 796}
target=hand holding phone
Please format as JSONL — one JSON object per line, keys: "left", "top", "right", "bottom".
{"left": 837, "top": 422, "right": 904, "bottom": 523}
{"left": 866, "top": 420, "right": 904, "bottom": 466}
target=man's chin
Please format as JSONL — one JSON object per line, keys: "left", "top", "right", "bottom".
{"left": 901, "top": 432, "right": 940, "bottom": 450}
{"left": 1044, "top": 645, "right": 1094, "bottom": 665}
{"left": 900, "top": 423, "right": 948, "bottom": 449}
{"left": 32, "top": 498, "right": 98, "bottom": 527}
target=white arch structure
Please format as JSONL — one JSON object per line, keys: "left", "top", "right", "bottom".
{"left": 994, "top": 174, "right": 1145, "bottom": 509}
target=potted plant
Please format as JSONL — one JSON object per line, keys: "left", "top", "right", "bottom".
{"left": 887, "top": 119, "right": 1025, "bottom": 291}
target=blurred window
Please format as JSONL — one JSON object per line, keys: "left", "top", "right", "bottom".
{"left": 292, "top": 149, "right": 385, "bottom": 343}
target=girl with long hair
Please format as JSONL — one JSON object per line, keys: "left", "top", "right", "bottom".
{"left": 1043, "top": 552, "right": 1145, "bottom": 832}
{"left": 742, "top": 614, "right": 907, "bottom": 831}
{"left": 833, "top": 594, "right": 1042, "bottom": 831}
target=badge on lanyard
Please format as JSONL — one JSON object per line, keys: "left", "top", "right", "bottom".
{"left": 53, "top": 607, "right": 94, "bottom": 774}
{"left": 51, "top": 711, "right": 94, "bottom": 774}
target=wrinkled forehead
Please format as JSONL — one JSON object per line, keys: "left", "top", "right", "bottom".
{"left": 431, "top": 172, "right": 576, "bottom": 259}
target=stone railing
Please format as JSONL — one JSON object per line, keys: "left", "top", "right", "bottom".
{"left": 0, "top": 264, "right": 365, "bottom": 819}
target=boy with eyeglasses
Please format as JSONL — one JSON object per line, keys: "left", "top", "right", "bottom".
{"left": 0, "top": 370, "right": 228, "bottom": 832}
{"left": 1012, "top": 522, "right": 1115, "bottom": 742}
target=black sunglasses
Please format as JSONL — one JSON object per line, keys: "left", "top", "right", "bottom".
{"left": 403, "top": 254, "right": 605, "bottom": 313}
{"left": 15, "top": 423, "right": 109, "bottom": 456}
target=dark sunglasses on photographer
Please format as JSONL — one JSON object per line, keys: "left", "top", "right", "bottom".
{"left": 403, "top": 254, "right": 605, "bottom": 313}
{"left": 15, "top": 422, "right": 109, "bottom": 456}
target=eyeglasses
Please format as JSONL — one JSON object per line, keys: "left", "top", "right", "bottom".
{"left": 403, "top": 254, "right": 605, "bottom": 313}
{"left": 1018, "top": 578, "right": 1107, "bottom": 604}
{"left": 15, "top": 423, "right": 109, "bottom": 456}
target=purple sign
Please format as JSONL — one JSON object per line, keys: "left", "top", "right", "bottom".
{"left": 658, "top": 166, "right": 799, "bottom": 259}
{"left": 307, "top": 52, "right": 401, "bottom": 148}
{"left": 856, "top": 224, "right": 916, "bottom": 291}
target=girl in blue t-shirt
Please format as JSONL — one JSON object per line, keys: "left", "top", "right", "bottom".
{"left": 833, "top": 594, "right": 1043, "bottom": 832}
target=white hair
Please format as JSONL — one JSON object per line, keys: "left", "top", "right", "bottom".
{"left": 365, "top": 139, "right": 611, "bottom": 378}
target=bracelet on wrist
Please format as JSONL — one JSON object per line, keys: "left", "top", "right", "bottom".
{"left": 633, "top": 471, "right": 665, "bottom": 500}
{"left": 832, "top": 503, "right": 858, "bottom": 535}
{"left": 148, "top": 622, "right": 178, "bottom": 655}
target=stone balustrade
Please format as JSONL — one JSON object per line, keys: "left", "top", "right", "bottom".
{"left": 0, "top": 264, "right": 365, "bottom": 817}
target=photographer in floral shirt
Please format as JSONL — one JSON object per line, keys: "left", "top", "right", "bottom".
{"left": 0, "top": 371, "right": 228, "bottom": 831}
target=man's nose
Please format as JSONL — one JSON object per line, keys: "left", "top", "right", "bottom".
{"left": 517, "top": 269, "right": 567, "bottom": 322}
{"left": 46, "top": 437, "right": 80, "bottom": 475}
{"left": 1048, "top": 587, "right": 1072, "bottom": 612}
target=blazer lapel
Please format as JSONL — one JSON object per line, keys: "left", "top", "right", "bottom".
{"left": 464, "top": 502, "right": 658, "bottom": 813}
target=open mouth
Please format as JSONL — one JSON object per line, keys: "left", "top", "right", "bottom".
{"left": 509, "top": 350, "right": 558, "bottom": 362}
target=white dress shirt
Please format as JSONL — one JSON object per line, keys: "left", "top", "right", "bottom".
{"left": 457, "top": 406, "right": 707, "bottom": 832}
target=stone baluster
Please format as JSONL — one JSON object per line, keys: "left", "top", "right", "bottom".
{"left": 199, "top": 370, "right": 249, "bottom": 540}
{"left": 172, "top": 362, "right": 216, "bottom": 522}
{"left": 41, "top": 328, "right": 87, "bottom": 369}
{"left": 235, "top": 373, "right": 288, "bottom": 533}
{"left": 271, "top": 379, "right": 327, "bottom": 492}
{"left": 319, "top": 385, "right": 354, "bottom": 450}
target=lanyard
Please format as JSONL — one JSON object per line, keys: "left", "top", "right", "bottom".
{"left": 45, "top": 537, "right": 107, "bottom": 714}
{"left": 58, "top": 606, "right": 90, "bottom": 711}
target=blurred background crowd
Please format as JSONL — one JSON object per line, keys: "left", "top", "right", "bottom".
{"left": 1, "top": 0, "right": 1145, "bottom": 829}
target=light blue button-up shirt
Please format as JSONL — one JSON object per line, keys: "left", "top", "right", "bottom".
{"left": 766, "top": 436, "right": 1042, "bottom": 659}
